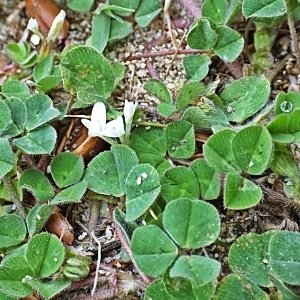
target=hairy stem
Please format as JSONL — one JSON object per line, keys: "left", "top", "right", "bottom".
{"left": 286, "top": 0, "right": 300, "bottom": 68}
{"left": 2, "top": 175, "right": 26, "bottom": 219}
{"left": 124, "top": 48, "right": 205, "bottom": 61}
{"left": 109, "top": 205, "right": 151, "bottom": 285}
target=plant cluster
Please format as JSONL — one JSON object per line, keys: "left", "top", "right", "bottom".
{"left": 1, "top": 0, "right": 300, "bottom": 299}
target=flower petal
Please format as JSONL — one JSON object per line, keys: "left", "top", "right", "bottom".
{"left": 91, "top": 102, "right": 106, "bottom": 131}
{"left": 46, "top": 10, "right": 66, "bottom": 42}
{"left": 81, "top": 119, "right": 91, "bottom": 129}
{"left": 124, "top": 100, "right": 138, "bottom": 125}
{"left": 101, "top": 116, "right": 125, "bottom": 137}
{"left": 82, "top": 119, "right": 99, "bottom": 137}
{"left": 27, "top": 18, "right": 39, "bottom": 32}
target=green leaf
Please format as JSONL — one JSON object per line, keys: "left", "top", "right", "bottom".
{"left": 0, "top": 138, "right": 15, "bottom": 179}
{"left": 267, "top": 110, "right": 300, "bottom": 143}
{"left": 60, "top": 46, "right": 114, "bottom": 98}
{"left": 50, "top": 152, "right": 84, "bottom": 188}
{"left": 26, "top": 233, "right": 65, "bottom": 278}
{"left": 274, "top": 91, "right": 300, "bottom": 115}
{"left": 6, "top": 41, "right": 29, "bottom": 62}
{"left": 192, "top": 282, "right": 216, "bottom": 300}
{"left": 231, "top": 126, "right": 273, "bottom": 175}
{"left": 13, "top": 125, "right": 57, "bottom": 154}
{"left": 270, "top": 143, "right": 299, "bottom": 180}
{"left": 23, "top": 277, "right": 71, "bottom": 300}
{"left": 229, "top": 232, "right": 273, "bottom": 287}
{"left": 84, "top": 144, "right": 139, "bottom": 196}
{"left": 158, "top": 102, "right": 177, "bottom": 117}
{"left": 109, "top": 0, "right": 140, "bottom": 11}
{"left": 202, "top": 0, "right": 227, "bottom": 24}
{"left": 26, "top": 204, "right": 53, "bottom": 237}
{"left": 190, "top": 158, "right": 220, "bottom": 200}
{"left": 165, "top": 120, "right": 195, "bottom": 159}
{"left": 214, "top": 25, "right": 244, "bottom": 62}
{"left": 0, "top": 214, "right": 27, "bottom": 248}
{"left": 112, "top": 61, "right": 126, "bottom": 89}
{"left": 225, "top": 0, "right": 241, "bottom": 24}
{"left": 125, "top": 164, "right": 161, "bottom": 221}
{"left": 131, "top": 225, "right": 178, "bottom": 276}
{"left": 163, "top": 198, "right": 220, "bottom": 248}
{"left": 0, "top": 255, "right": 34, "bottom": 298}
{"left": 36, "top": 75, "right": 61, "bottom": 93}
{"left": 109, "top": 19, "right": 133, "bottom": 42}
{"left": 170, "top": 255, "right": 221, "bottom": 287}
{"left": 187, "top": 18, "right": 218, "bottom": 50}
{"left": 135, "top": 0, "right": 162, "bottom": 27}
{"left": 33, "top": 56, "right": 54, "bottom": 83}
{"left": 6, "top": 41, "right": 37, "bottom": 68}
{"left": 130, "top": 126, "right": 166, "bottom": 157}
{"left": 0, "top": 101, "right": 11, "bottom": 134}
{"left": 144, "top": 279, "right": 176, "bottom": 300}
{"left": 271, "top": 276, "right": 300, "bottom": 300}
{"left": 183, "top": 54, "right": 211, "bottom": 82}
{"left": 113, "top": 208, "right": 138, "bottom": 244}
{"left": 20, "top": 169, "right": 55, "bottom": 202}
{"left": 139, "top": 154, "right": 171, "bottom": 177}
{"left": 0, "top": 291, "right": 15, "bottom": 300}
{"left": 203, "top": 129, "right": 239, "bottom": 173}
{"left": 182, "top": 105, "right": 229, "bottom": 130}
{"left": 1, "top": 80, "right": 30, "bottom": 99}
{"left": 67, "top": 0, "right": 94, "bottom": 12}
{"left": 4, "top": 98, "right": 27, "bottom": 137}
{"left": 72, "top": 90, "right": 106, "bottom": 109}
{"left": 91, "top": 13, "right": 111, "bottom": 53}
{"left": 224, "top": 173, "right": 262, "bottom": 209}
{"left": 163, "top": 272, "right": 195, "bottom": 299}
{"left": 242, "top": 0, "right": 286, "bottom": 18}
{"left": 267, "top": 114, "right": 294, "bottom": 143}
{"left": 269, "top": 231, "right": 300, "bottom": 285}
{"left": 49, "top": 180, "right": 87, "bottom": 204}
{"left": 24, "top": 94, "right": 60, "bottom": 131}
{"left": 144, "top": 79, "right": 172, "bottom": 103}
{"left": 102, "top": 4, "right": 135, "bottom": 19}
{"left": 20, "top": 51, "right": 38, "bottom": 68}
{"left": 215, "top": 274, "right": 269, "bottom": 300}
{"left": 220, "top": 76, "right": 270, "bottom": 122}
{"left": 161, "top": 167, "right": 200, "bottom": 202}
{"left": 176, "top": 82, "right": 205, "bottom": 111}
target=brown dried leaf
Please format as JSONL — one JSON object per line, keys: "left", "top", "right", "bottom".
{"left": 45, "top": 206, "right": 74, "bottom": 245}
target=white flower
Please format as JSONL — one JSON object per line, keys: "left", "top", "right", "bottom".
{"left": 27, "top": 18, "right": 44, "bottom": 40}
{"left": 81, "top": 102, "right": 125, "bottom": 138}
{"left": 124, "top": 100, "right": 137, "bottom": 125}
{"left": 124, "top": 100, "right": 137, "bottom": 137}
{"left": 27, "top": 18, "right": 39, "bottom": 33}
{"left": 30, "top": 34, "right": 41, "bottom": 46}
{"left": 46, "top": 10, "right": 66, "bottom": 42}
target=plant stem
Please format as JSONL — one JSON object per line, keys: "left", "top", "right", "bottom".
{"left": 109, "top": 205, "right": 151, "bottom": 285}
{"left": 113, "top": 220, "right": 151, "bottom": 285}
{"left": 65, "top": 94, "right": 75, "bottom": 114}
{"left": 266, "top": 54, "right": 292, "bottom": 82}
{"left": 124, "top": 49, "right": 205, "bottom": 61}
{"left": 286, "top": 0, "right": 300, "bottom": 68}
{"left": 133, "top": 121, "right": 167, "bottom": 128}
{"left": 86, "top": 199, "right": 101, "bottom": 232}
{"left": 2, "top": 175, "right": 26, "bottom": 219}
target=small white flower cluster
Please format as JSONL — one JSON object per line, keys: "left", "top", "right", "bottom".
{"left": 81, "top": 100, "right": 138, "bottom": 139}
{"left": 27, "top": 10, "right": 66, "bottom": 45}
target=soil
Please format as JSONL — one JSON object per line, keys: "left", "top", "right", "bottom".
{"left": 1, "top": 1, "right": 300, "bottom": 300}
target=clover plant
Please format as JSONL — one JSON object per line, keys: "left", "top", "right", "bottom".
{"left": 71, "top": 0, "right": 163, "bottom": 53}
{"left": 2, "top": 0, "right": 300, "bottom": 299}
